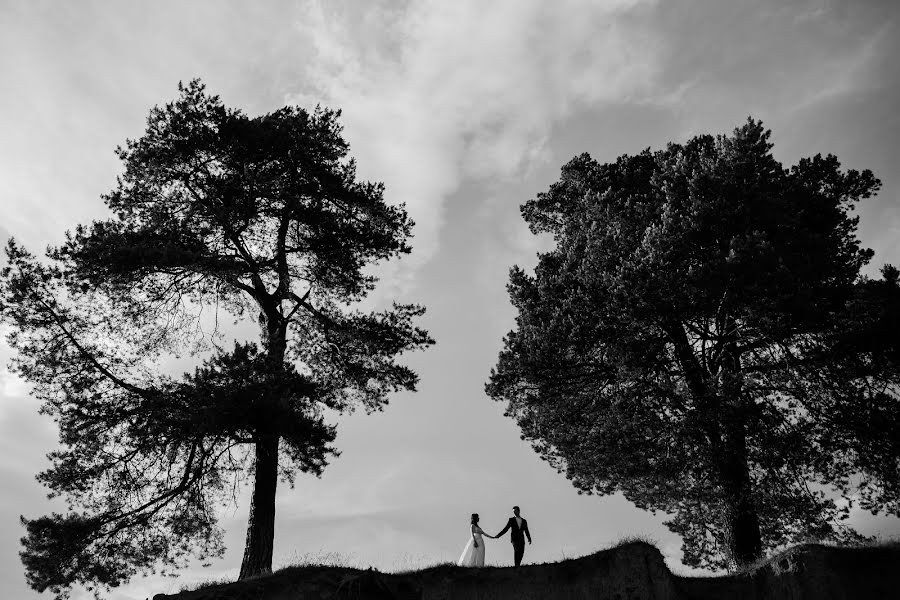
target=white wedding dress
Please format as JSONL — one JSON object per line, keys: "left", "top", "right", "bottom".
{"left": 457, "top": 525, "right": 487, "bottom": 567}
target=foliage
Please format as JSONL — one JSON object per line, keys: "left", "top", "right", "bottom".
{"left": 0, "top": 80, "right": 433, "bottom": 598}
{"left": 487, "top": 119, "right": 899, "bottom": 569}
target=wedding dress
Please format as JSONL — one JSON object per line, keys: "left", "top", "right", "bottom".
{"left": 457, "top": 525, "right": 487, "bottom": 567}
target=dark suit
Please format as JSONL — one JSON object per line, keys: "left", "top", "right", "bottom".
{"left": 496, "top": 516, "right": 531, "bottom": 566}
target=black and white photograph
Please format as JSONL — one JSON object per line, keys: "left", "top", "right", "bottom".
{"left": 1, "top": 1, "right": 899, "bottom": 598}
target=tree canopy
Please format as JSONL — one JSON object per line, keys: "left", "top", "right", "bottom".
{"left": 0, "top": 80, "right": 433, "bottom": 598}
{"left": 487, "top": 119, "right": 900, "bottom": 569}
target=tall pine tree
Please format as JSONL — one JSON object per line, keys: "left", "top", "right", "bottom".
{"left": 1, "top": 80, "right": 433, "bottom": 598}
{"left": 488, "top": 119, "right": 900, "bottom": 569}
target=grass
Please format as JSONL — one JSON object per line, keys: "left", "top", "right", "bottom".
{"left": 175, "top": 549, "right": 457, "bottom": 593}
{"left": 178, "top": 576, "right": 234, "bottom": 594}
{"left": 600, "top": 534, "right": 661, "bottom": 551}
{"left": 275, "top": 549, "right": 451, "bottom": 573}
{"left": 280, "top": 549, "right": 360, "bottom": 569}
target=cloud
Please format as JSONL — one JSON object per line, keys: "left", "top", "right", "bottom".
{"left": 0, "top": 330, "right": 30, "bottom": 404}
{"left": 0, "top": 367, "right": 28, "bottom": 401}
{"left": 0, "top": 0, "right": 320, "bottom": 254}
{"left": 288, "top": 0, "right": 660, "bottom": 295}
{"left": 638, "top": 0, "right": 900, "bottom": 133}
{"left": 792, "top": 19, "right": 897, "bottom": 110}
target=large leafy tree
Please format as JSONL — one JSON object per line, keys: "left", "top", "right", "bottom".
{"left": 487, "top": 119, "right": 900, "bottom": 569}
{"left": 0, "top": 80, "right": 433, "bottom": 598}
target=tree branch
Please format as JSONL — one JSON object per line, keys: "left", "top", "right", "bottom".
{"left": 32, "top": 294, "right": 154, "bottom": 400}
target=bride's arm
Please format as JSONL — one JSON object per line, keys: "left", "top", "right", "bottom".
{"left": 477, "top": 525, "right": 494, "bottom": 538}
{"left": 472, "top": 525, "right": 479, "bottom": 547}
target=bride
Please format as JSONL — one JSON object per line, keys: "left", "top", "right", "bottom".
{"left": 457, "top": 513, "right": 495, "bottom": 567}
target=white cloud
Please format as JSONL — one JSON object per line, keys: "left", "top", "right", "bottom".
{"left": 289, "top": 0, "right": 659, "bottom": 295}
{"left": 0, "top": 329, "right": 30, "bottom": 402}
{"left": 0, "top": 366, "right": 28, "bottom": 400}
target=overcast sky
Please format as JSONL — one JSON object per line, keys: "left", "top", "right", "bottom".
{"left": 2, "top": 1, "right": 900, "bottom": 598}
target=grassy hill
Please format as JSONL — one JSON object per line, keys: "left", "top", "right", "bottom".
{"left": 153, "top": 540, "right": 900, "bottom": 600}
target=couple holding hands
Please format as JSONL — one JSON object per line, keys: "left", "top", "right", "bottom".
{"left": 457, "top": 506, "right": 532, "bottom": 567}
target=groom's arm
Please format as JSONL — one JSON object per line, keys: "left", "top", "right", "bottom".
{"left": 523, "top": 520, "right": 532, "bottom": 543}
{"left": 495, "top": 518, "right": 512, "bottom": 538}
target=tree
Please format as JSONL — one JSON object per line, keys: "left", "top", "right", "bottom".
{"left": 486, "top": 119, "right": 900, "bottom": 570}
{"left": 0, "top": 80, "right": 433, "bottom": 598}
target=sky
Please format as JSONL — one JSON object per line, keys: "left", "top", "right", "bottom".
{"left": 1, "top": 0, "right": 900, "bottom": 598}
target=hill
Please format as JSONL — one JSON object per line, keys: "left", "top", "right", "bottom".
{"left": 153, "top": 540, "right": 900, "bottom": 600}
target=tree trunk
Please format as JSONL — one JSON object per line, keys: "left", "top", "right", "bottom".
{"left": 716, "top": 323, "right": 762, "bottom": 569}
{"left": 239, "top": 302, "right": 286, "bottom": 579}
{"left": 719, "top": 419, "right": 762, "bottom": 569}
{"left": 239, "top": 434, "right": 279, "bottom": 579}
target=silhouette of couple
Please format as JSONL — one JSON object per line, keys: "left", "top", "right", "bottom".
{"left": 457, "top": 506, "right": 532, "bottom": 567}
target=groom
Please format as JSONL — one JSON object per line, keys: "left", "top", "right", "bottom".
{"left": 495, "top": 505, "right": 532, "bottom": 566}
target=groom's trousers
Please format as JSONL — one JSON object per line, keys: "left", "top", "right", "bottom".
{"left": 513, "top": 541, "right": 525, "bottom": 566}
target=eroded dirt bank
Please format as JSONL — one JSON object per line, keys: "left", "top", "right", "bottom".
{"left": 154, "top": 541, "right": 900, "bottom": 600}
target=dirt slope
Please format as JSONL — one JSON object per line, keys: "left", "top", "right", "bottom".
{"left": 153, "top": 541, "right": 900, "bottom": 600}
